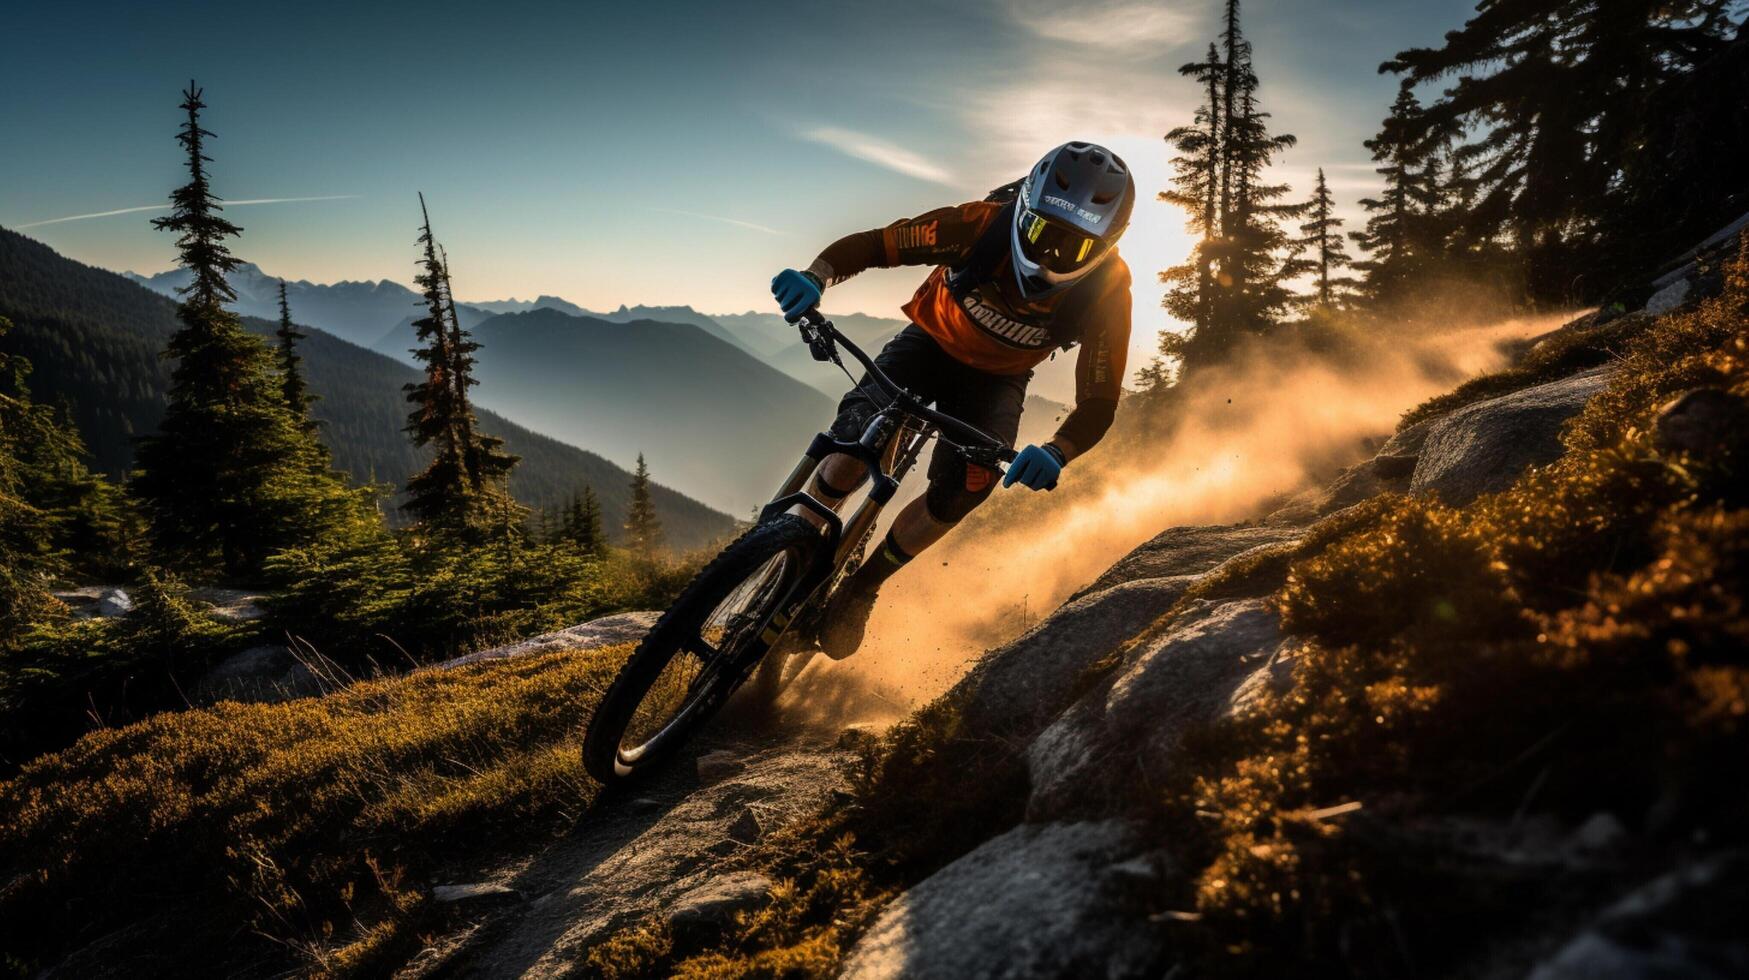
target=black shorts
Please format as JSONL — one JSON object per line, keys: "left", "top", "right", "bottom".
{"left": 830, "top": 325, "right": 1030, "bottom": 519}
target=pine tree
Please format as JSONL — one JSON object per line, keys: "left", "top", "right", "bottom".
{"left": 624, "top": 454, "right": 662, "bottom": 560}
{"left": 1156, "top": 0, "right": 1302, "bottom": 373}
{"left": 1221, "top": 76, "right": 1305, "bottom": 331}
{"left": 574, "top": 485, "right": 607, "bottom": 558}
{"left": 555, "top": 486, "right": 607, "bottom": 557}
{"left": 401, "top": 197, "right": 520, "bottom": 541}
{"left": 1289, "top": 169, "right": 1357, "bottom": 310}
{"left": 1380, "top": 0, "right": 1743, "bottom": 299}
{"left": 438, "top": 244, "right": 517, "bottom": 490}
{"left": 274, "top": 280, "right": 317, "bottom": 431}
{"left": 533, "top": 502, "right": 555, "bottom": 545}
{"left": 1, "top": 316, "right": 69, "bottom": 641}
{"left": 130, "top": 83, "right": 353, "bottom": 577}
{"left": 1348, "top": 88, "right": 1426, "bottom": 306}
{"left": 401, "top": 196, "right": 471, "bottom": 533}
{"left": 1160, "top": 43, "right": 1226, "bottom": 343}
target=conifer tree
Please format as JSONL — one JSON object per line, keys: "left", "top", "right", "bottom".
{"left": 274, "top": 280, "right": 317, "bottom": 431}
{"left": 401, "top": 196, "right": 470, "bottom": 532}
{"left": 555, "top": 486, "right": 607, "bottom": 557}
{"left": 401, "top": 198, "right": 520, "bottom": 540}
{"left": 534, "top": 502, "right": 556, "bottom": 544}
{"left": 624, "top": 454, "right": 662, "bottom": 560}
{"left": 1289, "top": 169, "right": 1357, "bottom": 309}
{"left": 1155, "top": 0, "right": 1301, "bottom": 374}
{"left": 1, "top": 316, "right": 69, "bottom": 641}
{"left": 1379, "top": 0, "right": 1743, "bottom": 298}
{"left": 574, "top": 485, "right": 607, "bottom": 558}
{"left": 131, "top": 83, "right": 354, "bottom": 576}
{"left": 1160, "top": 43, "right": 1226, "bottom": 341}
{"left": 1350, "top": 88, "right": 1424, "bottom": 306}
{"left": 1220, "top": 77, "right": 1304, "bottom": 331}
{"left": 438, "top": 244, "right": 517, "bottom": 490}
{"left": 1, "top": 318, "right": 132, "bottom": 575}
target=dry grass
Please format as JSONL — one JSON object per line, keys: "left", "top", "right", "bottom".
{"left": 0, "top": 642, "right": 628, "bottom": 974}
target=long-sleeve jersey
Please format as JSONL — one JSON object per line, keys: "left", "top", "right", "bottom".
{"left": 805, "top": 200, "right": 1130, "bottom": 454}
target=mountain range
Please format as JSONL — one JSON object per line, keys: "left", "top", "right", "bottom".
{"left": 461, "top": 308, "right": 835, "bottom": 513}
{"left": 4, "top": 228, "right": 735, "bottom": 549}
{"left": 118, "top": 261, "right": 1074, "bottom": 509}
{"left": 121, "top": 262, "right": 459, "bottom": 350}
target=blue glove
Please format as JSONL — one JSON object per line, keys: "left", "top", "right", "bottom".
{"left": 1003, "top": 444, "right": 1065, "bottom": 491}
{"left": 771, "top": 269, "right": 823, "bottom": 322}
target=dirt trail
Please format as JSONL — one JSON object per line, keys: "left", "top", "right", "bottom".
{"left": 403, "top": 719, "right": 850, "bottom": 978}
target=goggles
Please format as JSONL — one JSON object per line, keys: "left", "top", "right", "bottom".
{"left": 1017, "top": 207, "right": 1110, "bottom": 275}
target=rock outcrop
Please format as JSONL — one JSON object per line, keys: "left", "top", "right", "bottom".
{"left": 193, "top": 644, "right": 323, "bottom": 705}
{"left": 1527, "top": 856, "right": 1749, "bottom": 980}
{"left": 839, "top": 820, "right": 1167, "bottom": 980}
{"left": 666, "top": 871, "right": 774, "bottom": 941}
{"left": 434, "top": 611, "right": 658, "bottom": 669}
{"left": 1024, "top": 598, "right": 1287, "bottom": 821}
{"left": 1075, "top": 524, "right": 1301, "bottom": 599}
{"left": 842, "top": 547, "right": 1306, "bottom": 975}
{"left": 1410, "top": 365, "right": 1614, "bottom": 504}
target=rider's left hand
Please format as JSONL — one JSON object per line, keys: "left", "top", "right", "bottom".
{"left": 771, "top": 269, "right": 824, "bottom": 323}
{"left": 1003, "top": 444, "right": 1065, "bottom": 491}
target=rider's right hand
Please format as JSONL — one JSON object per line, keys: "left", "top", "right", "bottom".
{"left": 771, "top": 269, "right": 823, "bottom": 322}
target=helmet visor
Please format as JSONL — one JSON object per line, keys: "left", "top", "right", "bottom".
{"left": 1017, "top": 207, "right": 1109, "bottom": 275}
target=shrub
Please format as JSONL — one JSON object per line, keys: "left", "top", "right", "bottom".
{"left": 2, "top": 573, "right": 240, "bottom": 765}
{"left": 1168, "top": 237, "right": 1749, "bottom": 973}
{"left": 0, "top": 641, "right": 624, "bottom": 973}
{"left": 264, "top": 533, "right": 700, "bottom": 666}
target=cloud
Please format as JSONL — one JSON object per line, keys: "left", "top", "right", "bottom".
{"left": 14, "top": 204, "right": 167, "bottom": 228}
{"left": 646, "top": 206, "right": 787, "bottom": 236}
{"left": 15, "top": 194, "right": 359, "bottom": 229}
{"left": 1003, "top": 0, "right": 1203, "bottom": 49}
{"left": 801, "top": 126, "right": 957, "bottom": 186}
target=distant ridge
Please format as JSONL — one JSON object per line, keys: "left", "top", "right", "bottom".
{"left": 4, "top": 228, "right": 736, "bottom": 549}
{"left": 461, "top": 307, "right": 837, "bottom": 513}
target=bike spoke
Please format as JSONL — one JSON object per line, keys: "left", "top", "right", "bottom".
{"left": 615, "top": 545, "right": 799, "bottom": 766}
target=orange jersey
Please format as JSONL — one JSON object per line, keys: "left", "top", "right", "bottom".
{"left": 808, "top": 200, "right": 1132, "bottom": 407}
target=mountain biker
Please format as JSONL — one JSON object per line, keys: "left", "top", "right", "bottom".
{"left": 770, "top": 141, "right": 1135, "bottom": 659}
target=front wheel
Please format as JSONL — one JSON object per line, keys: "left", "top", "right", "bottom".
{"left": 583, "top": 514, "right": 821, "bottom": 783}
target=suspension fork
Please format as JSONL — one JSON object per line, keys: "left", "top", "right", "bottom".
{"left": 833, "top": 418, "right": 928, "bottom": 569}
{"left": 771, "top": 444, "right": 824, "bottom": 502}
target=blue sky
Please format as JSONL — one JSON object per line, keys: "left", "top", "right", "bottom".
{"left": 2, "top": 0, "right": 1476, "bottom": 384}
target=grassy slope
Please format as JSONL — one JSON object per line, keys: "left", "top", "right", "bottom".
{"left": 0, "top": 642, "right": 629, "bottom": 975}
{"left": 0, "top": 227, "right": 735, "bottom": 550}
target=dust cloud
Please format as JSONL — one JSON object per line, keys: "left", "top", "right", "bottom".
{"left": 785, "top": 311, "right": 1580, "bottom": 715}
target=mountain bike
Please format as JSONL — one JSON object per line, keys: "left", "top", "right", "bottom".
{"left": 582, "top": 309, "right": 1016, "bottom": 783}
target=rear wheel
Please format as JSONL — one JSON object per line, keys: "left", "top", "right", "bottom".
{"left": 583, "top": 515, "right": 821, "bottom": 783}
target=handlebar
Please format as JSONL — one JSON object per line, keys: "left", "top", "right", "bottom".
{"left": 795, "top": 308, "right": 1017, "bottom": 464}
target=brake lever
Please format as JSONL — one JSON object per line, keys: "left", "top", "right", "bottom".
{"left": 796, "top": 310, "right": 838, "bottom": 363}
{"left": 945, "top": 439, "right": 1017, "bottom": 471}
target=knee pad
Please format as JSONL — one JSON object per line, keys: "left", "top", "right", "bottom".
{"left": 924, "top": 453, "right": 996, "bottom": 524}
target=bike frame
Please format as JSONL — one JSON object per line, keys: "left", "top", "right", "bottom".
{"left": 747, "top": 310, "right": 1016, "bottom": 654}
